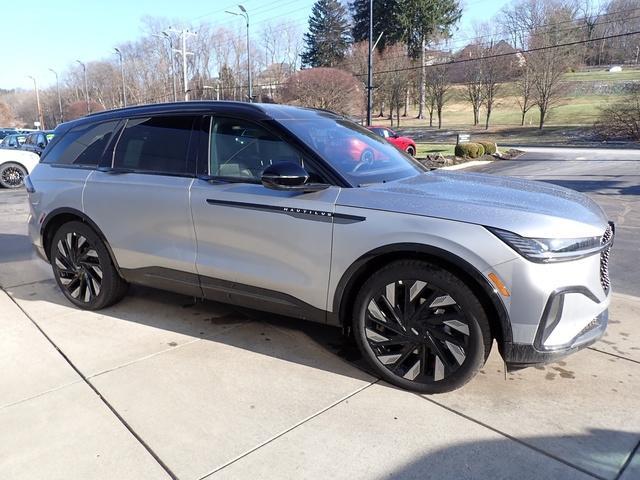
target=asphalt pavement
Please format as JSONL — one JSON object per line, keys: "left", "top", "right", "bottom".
{"left": 0, "top": 147, "right": 639, "bottom": 480}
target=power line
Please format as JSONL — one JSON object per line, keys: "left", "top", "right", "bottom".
{"left": 353, "top": 30, "right": 640, "bottom": 77}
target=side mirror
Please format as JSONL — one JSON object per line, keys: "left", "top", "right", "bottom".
{"left": 261, "top": 162, "right": 328, "bottom": 193}
{"left": 391, "top": 133, "right": 399, "bottom": 138}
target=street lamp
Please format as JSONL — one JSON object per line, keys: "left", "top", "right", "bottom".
{"left": 26, "top": 76, "right": 44, "bottom": 130}
{"left": 226, "top": 5, "right": 252, "bottom": 102}
{"left": 153, "top": 31, "right": 177, "bottom": 102}
{"left": 114, "top": 48, "right": 127, "bottom": 107}
{"left": 76, "top": 60, "right": 90, "bottom": 114}
{"left": 48, "top": 68, "right": 63, "bottom": 124}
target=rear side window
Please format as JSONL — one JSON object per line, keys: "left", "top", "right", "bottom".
{"left": 113, "top": 116, "right": 196, "bottom": 175}
{"left": 41, "top": 121, "right": 119, "bottom": 166}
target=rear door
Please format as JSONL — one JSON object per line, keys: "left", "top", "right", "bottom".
{"left": 189, "top": 115, "right": 341, "bottom": 320}
{"left": 83, "top": 115, "right": 201, "bottom": 296}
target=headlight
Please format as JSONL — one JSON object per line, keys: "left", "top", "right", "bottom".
{"left": 487, "top": 227, "right": 608, "bottom": 263}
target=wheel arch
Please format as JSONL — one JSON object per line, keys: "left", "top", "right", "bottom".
{"left": 41, "top": 207, "right": 122, "bottom": 275}
{"left": 331, "top": 243, "right": 512, "bottom": 353}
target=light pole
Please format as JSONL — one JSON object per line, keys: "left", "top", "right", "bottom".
{"left": 168, "top": 27, "right": 196, "bottom": 101}
{"left": 76, "top": 60, "right": 90, "bottom": 114}
{"left": 226, "top": 5, "right": 252, "bottom": 102}
{"left": 48, "top": 68, "right": 63, "bottom": 124}
{"left": 153, "top": 31, "right": 177, "bottom": 102}
{"left": 114, "top": 48, "right": 127, "bottom": 107}
{"left": 366, "top": 0, "right": 373, "bottom": 126}
{"left": 27, "top": 76, "right": 44, "bottom": 130}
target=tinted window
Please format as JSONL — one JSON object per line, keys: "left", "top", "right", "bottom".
{"left": 114, "top": 116, "right": 195, "bottom": 175}
{"left": 42, "top": 121, "right": 118, "bottom": 166}
{"left": 209, "top": 117, "right": 302, "bottom": 180}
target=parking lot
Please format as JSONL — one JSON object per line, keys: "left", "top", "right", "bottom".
{"left": 1, "top": 149, "right": 639, "bottom": 480}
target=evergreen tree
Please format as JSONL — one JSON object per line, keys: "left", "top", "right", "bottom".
{"left": 350, "top": 0, "right": 403, "bottom": 52}
{"left": 399, "top": 0, "right": 461, "bottom": 118}
{"left": 301, "top": 0, "right": 352, "bottom": 67}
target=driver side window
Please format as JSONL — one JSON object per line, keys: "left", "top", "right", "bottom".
{"left": 209, "top": 117, "right": 302, "bottom": 180}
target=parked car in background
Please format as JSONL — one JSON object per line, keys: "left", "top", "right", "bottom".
{"left": 0, "top": 128, "right": 18, "bottom": 140}
{"left": 367, "top": 126, "right": 416, "bottom": 156}
{"left": 22, "top": 130, "right": 55, "bottom": 156}
{"left": 0, "top": 148, "right": 40, "bottom": 188}
{"left": 26, "top": 102, "right": 613, "bottom": 393}
{"left": 0, "top": 133, "right": 28, "bottom": 149}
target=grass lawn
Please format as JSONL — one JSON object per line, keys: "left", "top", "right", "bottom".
{"left": 415, "top": 143, "right": 456, "bottom": 156}
{"left": 563, "top": 68, "right": 640, "bottom": 82}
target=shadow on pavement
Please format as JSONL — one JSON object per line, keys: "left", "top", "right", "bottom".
{"left": 386, "top": 429, "right": 639, "bottom": 480}
{"left": 0, "top": 233, "right": 35, "bottom": 263}
{"left": 540, "top": 178, "right": 640, "bottom": 197}
{"left": 8, "top": 280, "right": 373, "bottom": 380}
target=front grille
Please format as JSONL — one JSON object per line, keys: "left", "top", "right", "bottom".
{"left": 600, "top": 223, "right": 614, "bottom": 293}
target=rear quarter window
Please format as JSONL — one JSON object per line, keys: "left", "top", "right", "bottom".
{"left": 41, "top": 121, "right": 119, "bottom": 167}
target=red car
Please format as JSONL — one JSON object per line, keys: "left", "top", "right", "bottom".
{"left": 367, "top": 126, "right": 416, "bottom": 156}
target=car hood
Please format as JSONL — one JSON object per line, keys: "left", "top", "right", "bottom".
{"left": 336, "top": 170, "right": 609, "bottom": 238}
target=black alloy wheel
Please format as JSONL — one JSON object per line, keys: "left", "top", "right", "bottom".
{"left": 0, "top": 163, "right": 27, "bottom": 188}
{"left": 50, "top": 221, "right": 128, "bottom": 310}
{"left": 353, "top": 260, "right": 491, "bottom": 393}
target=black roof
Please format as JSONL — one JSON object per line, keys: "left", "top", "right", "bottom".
{"left": 56, "top": 101, "right": 339, "bottom": 133}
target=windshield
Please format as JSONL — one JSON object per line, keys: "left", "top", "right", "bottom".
{"left": 278, "top": 114, "right": 425, "bottom": 186}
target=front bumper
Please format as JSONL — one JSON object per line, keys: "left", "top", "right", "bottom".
{"left": 504, "top": 308, "right": 608, "bottom": 369}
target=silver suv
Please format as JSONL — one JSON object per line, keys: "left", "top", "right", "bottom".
{"left": 26, "top": 102, "right": 614, "bottom": 393}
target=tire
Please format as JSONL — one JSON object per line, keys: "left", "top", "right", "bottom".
{"left": 406, "top": 146, "right": 416, "bottom": 156}
{"left": 353, "top": 260, "right": 491, "bottom": 393}
{"left": 50, "top": 221, "right": 128, "bottom": 310}
{"left": 0, "top": 162, "right": 27, "bottom": 189}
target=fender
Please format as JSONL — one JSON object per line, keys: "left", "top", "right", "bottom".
{"left": 330, "top": 242, "right": 513, "bottom": 346}
{"left": 40, "top": 207, "right": 123, "bottom": 275}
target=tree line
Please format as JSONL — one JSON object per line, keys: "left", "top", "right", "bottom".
{"left": 1, "top": 0, "right": 639, "bottom": 132}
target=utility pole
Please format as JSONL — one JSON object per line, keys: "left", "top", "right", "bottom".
{"left": 226, "top": 5, "right": 252, "bottom": 102}
{"left": 168, "top": 27, "right": 196, "bottom": 101}
{"left": 48, "top": 68, "right": 63, "bottom": 124}
{"left": 366, "top": 0, "right": 373, "bottom": 125}
{"left": 153, "top": 32, "right": 178, "bottom": 102}
{"left": 27, "top": 76, "right": 44, "bottom": 130}
{"left": 114, "top": 48, "right": 127, "bottom": 107}
{"left": 76, "top": 60, "right": 90, "bottom": 113}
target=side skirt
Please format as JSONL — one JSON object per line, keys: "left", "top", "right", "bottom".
{"left": 120, "top": 267, "right": 330, "bottom": 325}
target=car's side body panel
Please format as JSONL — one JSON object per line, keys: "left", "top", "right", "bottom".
{"left": 83, "top": 171, "right": 198, "bottom": 277}
{"left": 190, "top": 181, "right": 341, "bottom": 312}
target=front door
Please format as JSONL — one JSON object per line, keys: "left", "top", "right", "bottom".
{"left": 189, "top": 115, "right": 339, "bottom": 321}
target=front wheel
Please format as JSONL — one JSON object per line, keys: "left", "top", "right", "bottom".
{"left": 50, "top": 221, "right": 128, "bottom": 310}
{"left": 406, "top": 146, "right": 416, "bottom": 156}
{"left": 353, "top": 260, "right": 491, "bottom": 393}
{"left": 0, "top": 162, "right": 27, "bottom": 188}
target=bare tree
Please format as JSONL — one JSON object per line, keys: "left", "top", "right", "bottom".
{"left": 281, "top": 68, "right": 363, "bottom": 115}
{"left": 426, "top": 63, "right": 451, "bottom": 129}
{"left": 515, "top": 58, "right": 536, "bottom": 126}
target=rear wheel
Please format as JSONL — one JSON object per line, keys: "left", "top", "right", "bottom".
{"left": 353, "top": 260, "right": 491, "bottom": 393}
{"left": 0, "top": 162, "right": 27, "bottom": 188}
{"left": 50, "top": 221, "right": 128, "bottom": 310}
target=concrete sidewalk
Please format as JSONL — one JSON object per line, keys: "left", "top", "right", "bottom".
{"left": 1, "top": 281, "right": 639, "bottom": 480}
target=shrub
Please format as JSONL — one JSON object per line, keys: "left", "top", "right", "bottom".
{"left": 455, "top": 142, "right": 484, "bottom": 158}
{"left": 477, "top": 140, "right": 497, "bottom": 154}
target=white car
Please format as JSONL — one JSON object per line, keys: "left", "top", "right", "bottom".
{"left": 0, "top": 149, "right": 40, "bottom": 188}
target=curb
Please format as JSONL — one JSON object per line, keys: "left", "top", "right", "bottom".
{"left": 439, "top": 160, "right": 493, "bottom": 171}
